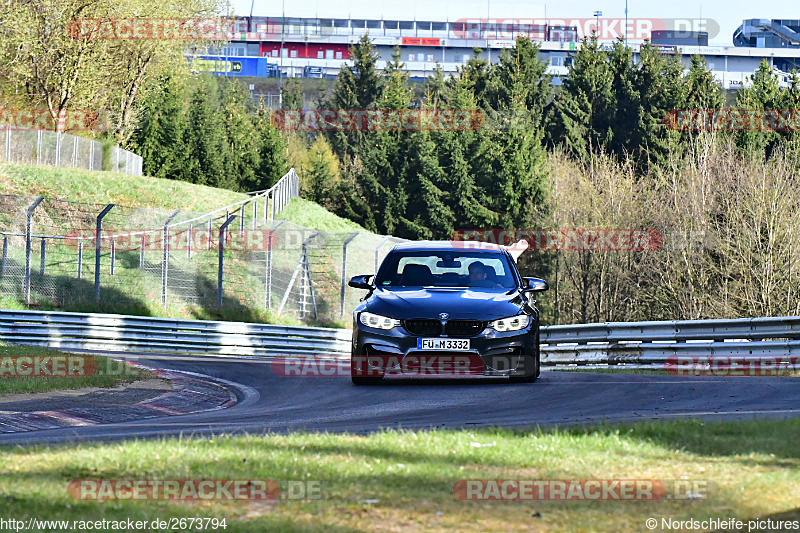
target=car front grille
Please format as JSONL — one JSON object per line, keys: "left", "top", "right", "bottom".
{"left": 445, "top": 320, "right": 486, "bottom": 337}
{"left": 403, "top": 319, "right": 442, "bottom": 336}
{"left": 403, "top": 319, "right": 487, "bottom": 337}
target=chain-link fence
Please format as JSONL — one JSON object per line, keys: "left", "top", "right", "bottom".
{"left": 0, "top": 170, "right": 405, "bottom": 325}
{"left": 1, "top": 127, "right": 142, "bottom": 175}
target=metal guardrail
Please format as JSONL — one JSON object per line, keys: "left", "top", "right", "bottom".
{"left": 2, "top": 309, "right": 799, "bottom": 366}
{"left": 541, "top": 316, "right": 800, "bottom": 366}
{"left": 0, "top": 309, "right": 350, "bottom": 357}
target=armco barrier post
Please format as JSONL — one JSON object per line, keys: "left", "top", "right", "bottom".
{"left": 24, "top": 196, "right": 45, "bottom": 304}
{"left": 94, "top": 204, "right": 114, "bottom": 302}
{"left": 340, "top": 232, "right": 359, "bottom": 317}
{"left": 265, "top": 220, "right": 285, "bottom": 310}
{"left": 161, "top": 210, "right": 180, "bottom": 308}
{"left": 218, "top": 214, "right": 237, "bottom": 308}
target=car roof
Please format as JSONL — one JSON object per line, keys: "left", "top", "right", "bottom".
{"left": 390, "top": 240, "right": 507, "bottom": 253}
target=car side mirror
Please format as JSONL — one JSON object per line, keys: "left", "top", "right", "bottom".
{"left": 522, "top": 277, "right": 548, "bottom": 292}
{"left": 348, "top": 274, "right": 374, "bottom": 290}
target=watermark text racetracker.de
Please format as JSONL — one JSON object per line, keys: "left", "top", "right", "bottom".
{"left": 271, "top": 109, "right": 484, "bottom": 132}
{"left": 0, "top": 109, "right": 98, "bottom": 133}
{"left": 453, "top": 479, "right": 715, "bottom": 501}
{"left": 451, "top": 229, "right": 663, "bottom": 252}
{"left": 0, "top": 355, "right": 151, "bottom": 378}
{"left": 665, "top": 109, "right": 800, "bottom": 132}
{"left": 67, "top": 479, "right": 323, "bottom": 501}
{"left": 666, "top": 356, "right": 800, "bottom": 377}
{"left": 450, "top": 17, "right": 720, "bottom": 40}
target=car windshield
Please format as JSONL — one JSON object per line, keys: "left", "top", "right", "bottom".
{"left": 375, "top": 251, "right": 518, "bottom": 289}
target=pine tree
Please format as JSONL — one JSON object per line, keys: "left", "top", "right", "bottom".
{"left": 281, "top": 78, "right": 304, "bottom": 109}
{"left": 218, "top": 77, "right": 260, "bottom": 191}
{"left": 683, "top": 55, "right": 724, "bottom": 110}
{"left": 129, "top": 73, "right": 188, "bottom": 180}
{"left": 546, "top": 35, "right": 615, "bottom": 161}
{"left": 303, "top": 135, "right": 340, "bottom": 205}
{"left": 182, "top": 74, "right": 226, "bottom": 187}
{"left": 734, "top": 60, "right": 784, "bottom": 156}
{"left": 633, "top": 43, "right": 684, "bottom": 171}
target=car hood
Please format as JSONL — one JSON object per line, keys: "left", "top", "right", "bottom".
{"left": 365, "top": 287, "right": 525, "bottom": 320}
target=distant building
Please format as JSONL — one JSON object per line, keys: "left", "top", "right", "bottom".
{"left": 192, "top": 15, "right": 800, "bottom": 89}
{"left": 652, "top": 30, "right": 708, "bottom": 47}
{"left": 733, "top": 19, "right": 800, "bottom": 48}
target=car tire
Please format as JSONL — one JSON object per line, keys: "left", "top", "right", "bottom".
{"left": 351, "top": 375, "right": 384, "bottom": 385}
{"left": 509, "top": 352, "right": 539, "bottom": 383}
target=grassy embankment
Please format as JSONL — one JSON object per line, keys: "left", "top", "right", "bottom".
{"left": 0, "top": 419, "right": 798, "bottom": 531}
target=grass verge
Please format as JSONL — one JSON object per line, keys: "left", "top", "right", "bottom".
{"left": 0, "top": 419, "right": 798, "bottom": 531}
{"left": 0, "top": 343, "right": 156, "bottom": 395}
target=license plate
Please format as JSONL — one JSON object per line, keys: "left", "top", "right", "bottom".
{"left": 416, "top": 338, "right": 471, "bottom": 351}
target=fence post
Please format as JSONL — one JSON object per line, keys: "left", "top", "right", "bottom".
{"left": 340, "top": 232, "right": 359, "bottom": 317}
{"left": 89, "top": 140, "right": 94, "bottom": 170}
{"left": 110, "top": 237, "right": 115, "bottom": 275}
{"left": 187, "top": 224, "right": 192, "bottom": 258}
{"left": 1, "top": 236, "right": 7, "bottom": 277}
{"left": 55, "top": 132, "right": 61, "bottom": 167}
{"left": 39, "top": 238, "right": 45, "bottom": 276}
{"left": 218, "top": 214, "right": 237, "bottom": 308}
{"left": 94, "top": 204, "right": 114, "bottom": 302}
{"left": 239, "top": 204, "right": 245, "bottom": 231}
{"left": 374, "top": 236, "right": 391, "bottom": 274}
{"left": 72, "top": 136, "right": 78, "bottom": 167}
{"left": 139, "top": 234, "right": 145, "bottom": 268}
{"left": 36, "top": 130, "right": 42, "bottom": 165}
{"left": 5, "top": 126, "right": 10, "bottom": 162}
{"left": 24, "top": 197, "right": 44, "bottom": 304}
{"left": 252, "top": 199, "right": 258, "bottom": 230}
{"left": 77, "top": 241, "right": 83, "bottom": 278}
{"left": 207, "top": 217, "right": 213, "bottom": 251}
{"left": 161, "top": 210, "right": 180, "bottom": 309}
{"left": 264, "top": 220, "right": 285, "bottom": 310}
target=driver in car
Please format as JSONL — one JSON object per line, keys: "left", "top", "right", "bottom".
{"left": 468, "top": 261, "right": 500, "bottom": 288}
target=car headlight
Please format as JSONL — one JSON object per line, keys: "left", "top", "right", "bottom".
{"left": 359, "top": 311, "right": 401, "bottom": 330}
{"left": 489, "top": 314, "right": 530, "bottom": 332}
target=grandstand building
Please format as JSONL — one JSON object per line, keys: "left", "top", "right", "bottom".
{"left": 192, "top": 15, "right": 800, "bottom": 89}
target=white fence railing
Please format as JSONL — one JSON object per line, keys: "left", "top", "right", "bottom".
{"left": 1, "top": 127, "right": 142, "bottom": 176}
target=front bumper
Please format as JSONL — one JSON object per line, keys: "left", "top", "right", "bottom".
{"left": 351, "top": 321, "right": 538, "bottom": 377}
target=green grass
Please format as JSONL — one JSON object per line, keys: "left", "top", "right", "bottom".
{"left": 277, "top": 197, "right": 365, "bottom": 233}
{"left": 0, "top": 162, "right": 248, "bottom": 212}
{"left": 0, "top": 343, "right": 157, "bottom": 395}
{"left": 0, "top": 419, "right": 798, "bottom": 531}
{"left": 0, "top": 162, "right": 365, "bottom": 234}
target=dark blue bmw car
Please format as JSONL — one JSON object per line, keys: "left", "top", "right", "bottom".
{"left": 348, "top": 241, "right": 548, "bottom": 384}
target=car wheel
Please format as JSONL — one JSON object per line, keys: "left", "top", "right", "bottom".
{"left": 351, "top": 375, "right": 384, "bottom": 385}
{"left": 509, "top": 353, "right": 539, "bottom": 383}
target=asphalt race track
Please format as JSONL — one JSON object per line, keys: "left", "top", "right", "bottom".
{"left": 3, "top": 351, "right": 800, "bottom": 446}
